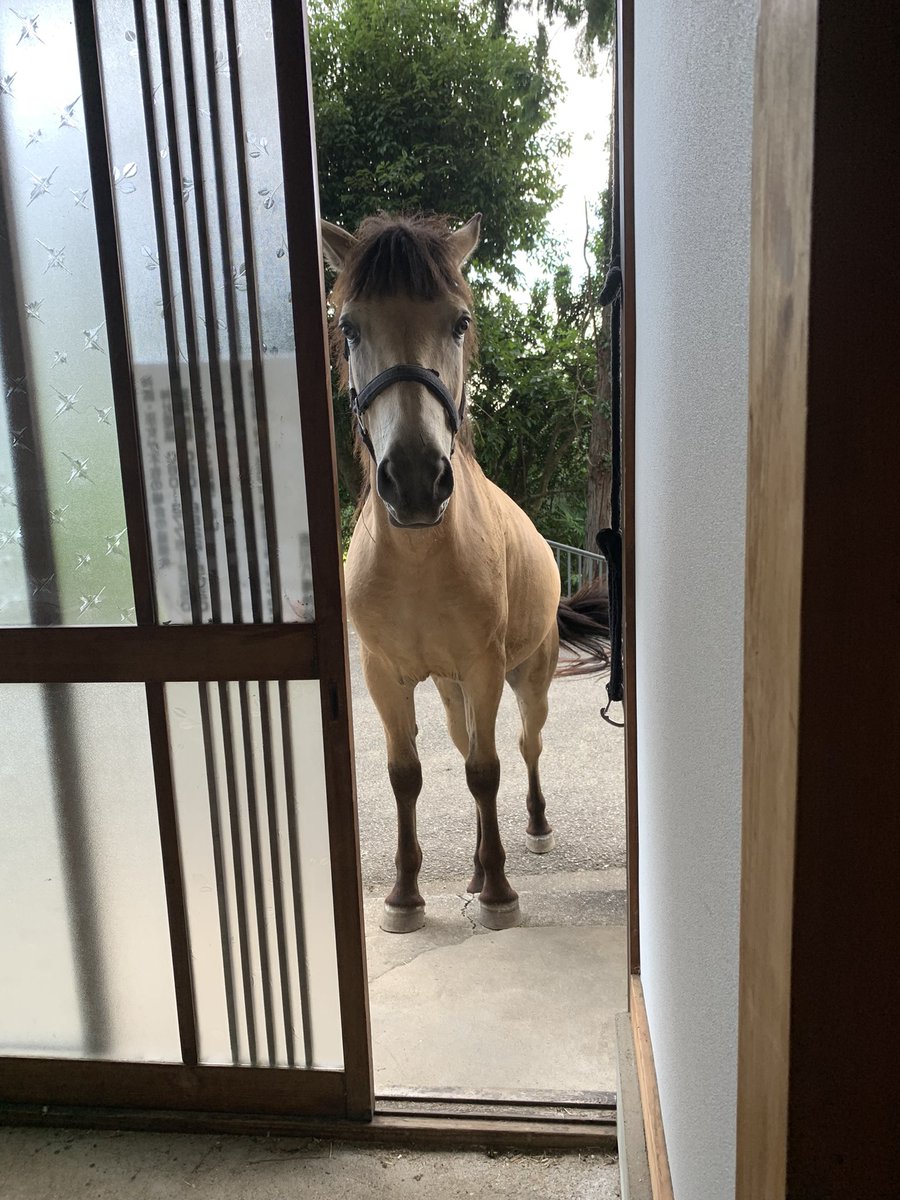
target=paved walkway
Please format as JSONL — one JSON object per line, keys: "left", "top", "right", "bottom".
{"left": 349, "top": 629, "right": 627, "bottom": 891}
{"left": 349, "top": 628, "right": 628, "bottom": 1095}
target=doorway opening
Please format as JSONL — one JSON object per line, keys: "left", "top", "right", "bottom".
{"left": 309, "top": 0, "right": 630, "bottom": 1110}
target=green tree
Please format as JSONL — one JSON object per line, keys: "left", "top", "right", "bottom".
{"left": 470, "top": 268, "right": 597, "bottom": 544}
{"left": 494, "top": 0, "right": 617, "bottom": 548}
{"left": 492, "top": 0, "right": 614, "bottom": 67}
{"left": 310, "top": 0, "right": 565, "bottom": 279}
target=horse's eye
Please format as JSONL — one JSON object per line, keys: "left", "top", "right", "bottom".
{"left": 453, "top": 314, "right": 471, "bottom": 339}
{"left": 339, "top": 318, "right": 359, "bottom": 344}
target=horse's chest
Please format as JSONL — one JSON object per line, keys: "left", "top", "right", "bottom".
{"left": 347, "top": 557, "right": 501, "bottom": 682}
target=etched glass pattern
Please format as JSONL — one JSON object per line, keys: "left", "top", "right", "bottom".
{"left": 0, "top": 3, "right": 135, "bottom": 626}
{"left": 95, "top": 0, "right": 314, "bottom": 623}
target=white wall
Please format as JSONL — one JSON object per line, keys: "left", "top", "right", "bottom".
{"left": 632, "top": 2, "right": 757, "bottom": 1197}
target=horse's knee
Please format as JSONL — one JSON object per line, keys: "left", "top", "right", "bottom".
{"left": 465, "top": 756, "right": 500, "bottom": 798}
{"left": 388, "top": 759, "right": 422, "bottom": 802}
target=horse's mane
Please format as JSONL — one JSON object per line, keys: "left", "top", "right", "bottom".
{"left": 332, "top": 212, "right": 475, "bottom": 306}
{"left": 327, "top": 213, "right": 478, "bottom": 490}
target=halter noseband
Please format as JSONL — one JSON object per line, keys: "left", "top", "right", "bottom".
{"left": 347, "top": 348, "right": 465, "bottom": 461}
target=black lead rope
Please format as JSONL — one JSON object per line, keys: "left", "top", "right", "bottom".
{"left": 596, "top": 91, "right": 625, "bottom": 728}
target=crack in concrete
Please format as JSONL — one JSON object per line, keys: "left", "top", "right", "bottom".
{"left": 459, "top": 892, "right": 478, "bottom": 933}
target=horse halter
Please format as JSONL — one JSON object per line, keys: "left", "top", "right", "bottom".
{"left": 346, "top": 339, "right": 465, "bottom": 461}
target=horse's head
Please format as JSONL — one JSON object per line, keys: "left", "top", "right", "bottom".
{"left": 321, "top": 212, "right": 481, "bottom": 528}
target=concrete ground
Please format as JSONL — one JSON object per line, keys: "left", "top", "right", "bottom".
{"left": 350, "top": 630, "right": 628, "bottom": 1096}
{"left": 0, "top": 1127, "right": 621, "bottom": 1200}
{"left": 351, "top": 631, "right": 626, "bottom": 887}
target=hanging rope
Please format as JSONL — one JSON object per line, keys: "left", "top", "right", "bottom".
{"left": 596, "top": 82, "right": 625, "bottom": 728}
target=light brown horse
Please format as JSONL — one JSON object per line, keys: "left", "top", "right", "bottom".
{"left": 321, "top": 212, "right": 608, "bottom": 932}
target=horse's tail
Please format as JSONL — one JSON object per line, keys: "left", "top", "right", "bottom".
{"left": 556, "top": 578, "right": 611, "bottom": 678}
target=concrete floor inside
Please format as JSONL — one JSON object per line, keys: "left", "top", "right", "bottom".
{"left": 1, "top": 1127, "right": 621, "bottom": 1200}
{"left": 351, "top": 630, "right": 628, "bottom": 1097}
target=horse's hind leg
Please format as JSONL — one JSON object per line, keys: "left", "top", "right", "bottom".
{"left": 434, "top": 677, "right": 483, "bottom": 894}
{"left": 506, "top": 627, "right": 558, "bottom": 854}
{"left": 362, "top": 647, "right": 426, "bottom": 933}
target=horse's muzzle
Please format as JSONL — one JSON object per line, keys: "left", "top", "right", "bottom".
{"left": 377, "top": 450, "right": 453, "bottom": 528}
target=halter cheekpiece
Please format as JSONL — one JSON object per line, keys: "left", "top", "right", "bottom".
{"left": 346, "top": 342, "right": 465, "bottom": 461}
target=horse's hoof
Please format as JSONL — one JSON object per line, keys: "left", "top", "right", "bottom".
{"left": 380, "top": 903, "right": 426, "bottom": 934}
{"left": 478, "top": 897, "right": 522, "bottom": 931}
{"left": 526, "top": 830, "right": 556, "bottom": 854}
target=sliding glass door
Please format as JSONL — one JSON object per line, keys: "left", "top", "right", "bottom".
{"left": 0, "top": 0, "right": 371, "bottom": 1121}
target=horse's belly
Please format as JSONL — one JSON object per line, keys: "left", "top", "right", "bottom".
{"left": 503, "top": 545, "right": 560, "bottom": 669}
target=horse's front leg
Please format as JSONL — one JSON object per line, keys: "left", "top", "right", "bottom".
{"left": 434, "top": 676, "right": 483, "bottom": 893}
{"left": 362, "top": 648, "right": 425, "bottom": 933}
{"left": 461, "top": 662, "right": 521, "bottom": 930}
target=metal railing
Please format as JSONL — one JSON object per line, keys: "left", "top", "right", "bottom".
{"left": 546, "top": 539, "right": 607, "bottom": 598}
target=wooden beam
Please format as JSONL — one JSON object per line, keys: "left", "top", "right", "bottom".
{"left": 735, "top": 1, "right": 818, "bottom": 1194}
{"left": 616, "top": 1011, "right": 652, "bottom": 1200}
{"left": 739, "top": 2, "right": 900, "bottom": 1196}
{"left": 0, "top": 1058, "right": 344, "bottom": 1117}
{"left": 629, "top": 977, "right": 673, "bottom": 1200}
{"left": 271, "top": 0, "right": 373, "bottom": 1122}
{"left": 617, "top": 0, "right": 640, "bottom": 980}
{"left": 0, "top": 623, "right": 317, "bottom": 683}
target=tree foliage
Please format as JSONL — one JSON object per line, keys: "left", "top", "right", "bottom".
{"left": 310, "top": 0, "right": 565, "bottom": 279}
{"left": 470, "top": 266, "right": 599, "bottom": 544}
{"left": 491, "top": 0, "right": 614, "bottom": 68}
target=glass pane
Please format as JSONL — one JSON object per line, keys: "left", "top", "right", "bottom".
{"left": 167, "top": 679, "right": 341, "bottom": 1069}
{"left": 95, "top": 0, "right": 314, "bottom": 624}
{"left": 0, "top": 683, "right": 180, "bottom": 1061}
{"left": 0, "top": 2, "right": 135, "bottom": 626}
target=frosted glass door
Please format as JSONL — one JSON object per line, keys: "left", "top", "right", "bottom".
{"left": 0, "top": 5, "right": 135, "bottom": 626}
{"left": 0, "top": 0, "right": 366, "bottom": 1121}
{"left": 0, "top": 684, "right": 179, "bottom": 1061}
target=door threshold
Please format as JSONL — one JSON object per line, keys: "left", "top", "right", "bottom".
{"left": 2, "top": 1097, "right": 617, "bottom": 1151}
{"left": 374, "top": 1086, "right": 617, "bottom": 1147}
{"left": 377, "top": 1084, "right": 615, "bottom": 1115}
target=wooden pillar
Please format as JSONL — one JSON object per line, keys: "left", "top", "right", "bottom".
{"left": 737, "top": 2, "right": 900, "bottom": 1197}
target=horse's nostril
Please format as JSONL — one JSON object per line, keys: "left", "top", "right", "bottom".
{"left": 434, "top": 456, "right": 454, "bottom": 505}
{"left": 378, "top": 451, "right": 452, "bottom": 522}
{"left": 376, "top": 457, "right": 400, "bottom": 506}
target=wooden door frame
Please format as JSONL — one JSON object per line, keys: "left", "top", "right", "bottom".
{"left": 615, "top": 1, "right": 900, "bottom": 1194}
{"left": 617, "top": 0, "right": 640, "bottom": 986}
{"left": 736, "top": 0, "right": 900, "bottom": 1196}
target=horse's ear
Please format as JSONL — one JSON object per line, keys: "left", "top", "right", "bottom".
{"left": 320, "top": 219, "right": 357, "bottom": 271}
{"left": 449, "top": 213, "right": 482, "bottom": 267}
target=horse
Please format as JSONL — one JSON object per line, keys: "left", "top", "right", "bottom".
{"left": 321, "top": 211, "right": 609, "bottom": 933}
